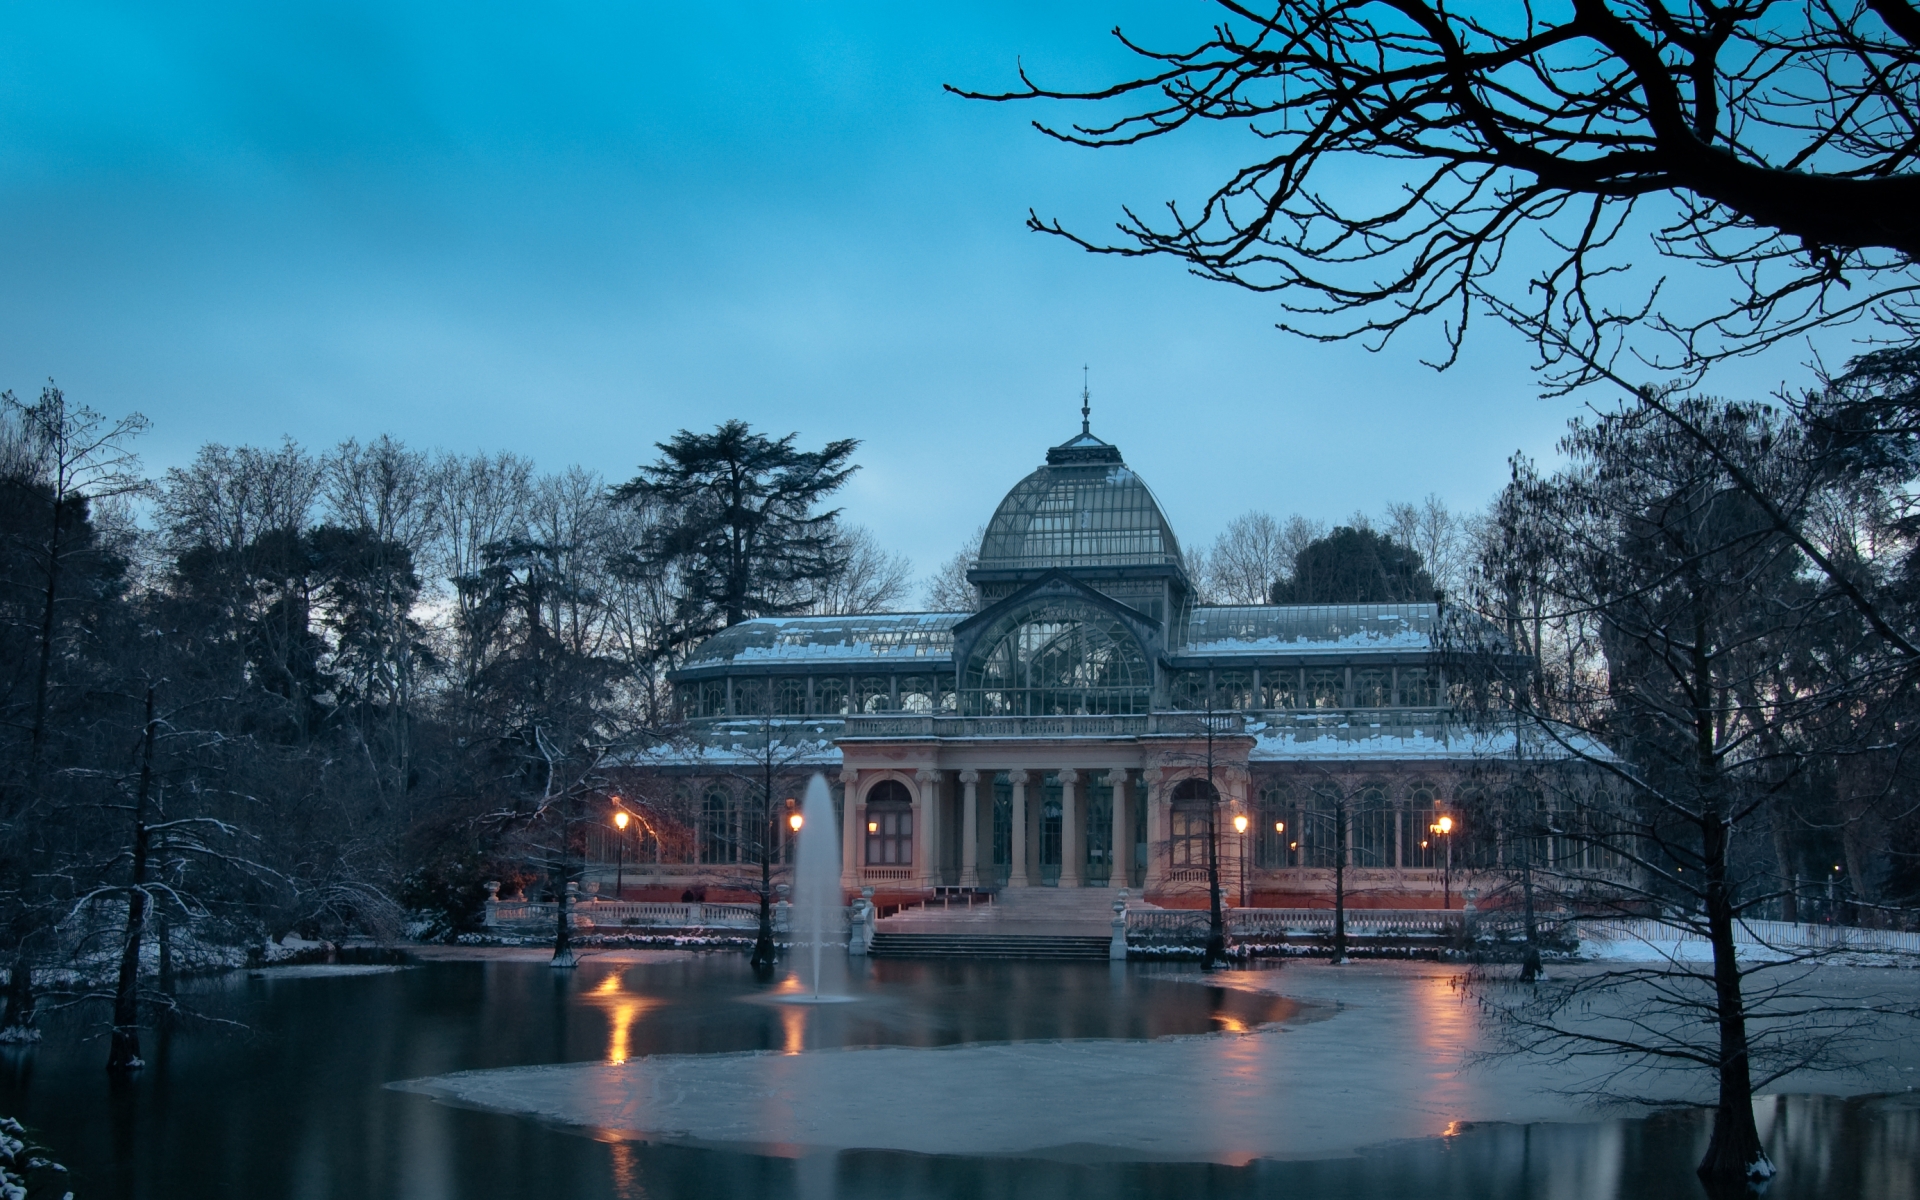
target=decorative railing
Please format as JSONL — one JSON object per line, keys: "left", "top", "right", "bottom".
{"left": 861, "top": 867, "right": 913, "bottom": 882}
{"left": 1125, "top": 907, "right": 1475, "bottom": 942}
{"left": 840, "top": 712, "right": 1247, "bottom": 740}
{"left": 485, "top": 899, "right": 762, "bottom": 931}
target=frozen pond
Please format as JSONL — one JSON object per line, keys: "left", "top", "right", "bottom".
{"left": 3, "top": 951, "right": 1917, "bottom": 1198}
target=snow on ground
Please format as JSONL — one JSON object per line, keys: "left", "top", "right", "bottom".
{"left": 246, "top": 964, "right": 415, "bottom": 979}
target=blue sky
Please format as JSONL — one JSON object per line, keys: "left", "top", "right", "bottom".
{"left": 0, "top": 2, "right": 1842, "bottom": 582}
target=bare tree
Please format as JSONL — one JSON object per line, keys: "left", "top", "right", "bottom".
{"left": 1202, "top": 510, "right": 1289, "bottom": 604}
{"left": 1454, "top": 393, "right": 1920, "bottom": 1184}
{"left": 1385, "top": 495, "right": 1472, "bottom": 601}
{"left": 955, "top": 1, "right": 1920, "bottom": 392}
{"left": 921, "top": 525, "right": 984, "bottom": 612}
{"left": 806, "top": 525, "right": 912, "bottom": 615}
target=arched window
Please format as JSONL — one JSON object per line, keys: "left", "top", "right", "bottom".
{"left": 1216, "top": 670, "right": 1253, "bottom": 710}
{"left": 864, "top": 779, "right": 913, "bottom": 865}
{"left": 1398, "top": 668, "right": 1439, "bottom": 707}
{"left": 1307, "top": 669, "right": 1344, "bottom": 709}
{"left": 900, "top": 675, "right": 934, "bottom": 714}
{"left": 775, "top": 677, "right": 808, "bottom": 716}
{"left": 813, "top": 676, "right": 847, "bottom": 715}
{"left": 1403, "top": 782, "right": 1439, "bottom": 869}
{"left": 700, "top": 785, "right": 738, "bottom": 864}
{"left": 1353, "top": 783, "right": 1392, "bottom": 867}
{"left": 855, "top": 676, "right": 892, "bottom": 713}
{"left": 1262, "top": 669, "right": 1299, "bottom": 710}
{"left": 734, "top": 677, "right": 767, "bottom": 716}
{"left": 1353, "top": 670, "right": 1389, "bottom": 708}
{"left": 961, "top": 599, "right": 1152, "bottom": 715}
{"left": 1255, "top": 783, "right": 1293, "bottom": 868}
{"left": 1169, "top": 778, "right": 1219, "bottom": 868}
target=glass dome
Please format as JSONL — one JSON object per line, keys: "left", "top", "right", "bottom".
{"left": 975, "top": 432, "right": 1184, "bottom": 572}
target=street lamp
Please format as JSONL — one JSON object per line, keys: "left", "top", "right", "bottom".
{"left": 1430, "top": 814, "right": 1455, "bottom": 909}
{"left": 1232, "top": 813, "right": 1250, "bottom": 907}
{"left": 611, "top": 808, "right": 630, "bottom": 900}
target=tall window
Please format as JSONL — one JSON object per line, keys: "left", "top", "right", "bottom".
{"left": 1170, "top": 671, "right": 1210, "bottom": 711}
{"left": 700, "top": 786, "right": 738, "bottom": 864}
{"left": 1398, "top": 668, "right": 1439, "bottom": 707}
{"left": 1169, "top": 778, "right": 1219, "bottom": 867}
{"left": 775, "top": 677, "right": 808, "bottom": 715}
{"left": 1255, "top": 783, "right": 1293, "bottom": 868}
{"left": 900, "top": 675, "right": 935, "bottom": 713}
{"left": 734, "top": 677, "right": 767, "bottom": 716}
{"left": 864, "top": 779, "right": 913, "bottom": 865}
{"left": 855, "top": 676, "right": 892, "bottom": 713}
{"left": 1402, "top": 782, "right": 1439, "bottom": 868}
{"left": 1352, "top": 783, "right": 1392, "bottom": 867}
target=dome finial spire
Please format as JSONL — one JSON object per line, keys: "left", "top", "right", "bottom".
{"left": 1080, "top": 365, "right": 1091, "bottom": 436}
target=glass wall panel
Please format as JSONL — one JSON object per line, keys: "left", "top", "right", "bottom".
{"left": 1307, "top": 669, "right": 1344, "bottom": 709}
{"left": 864, "top": 780, "right": 913, "bottom": 864}
{"left": 855, "top": 676, "right": 892, "bottom": 713}
{"left": 1398, "top": 668, "right": 1439, "bottom": 707}
{"left": 1169, "top": 671, "right": 1209, "bottom": 711}
{"left": 1216, "top": 670, "right": 1253, "bottom": 710}
{"left": 813, "top": 676, "right": 848, "bottom": 716}
{"left": 699, "top": 680, "right": 726, "bottom": 718}
{"left": 991, "top": 774, "right": 1012, "bottom": 887}
{"left": 734, "top": 677, "right": 767, "bottom": 716}
{"left": 1085, "top": 780, "right": 1113, "bottom": 885}
{"left": 1261, "top": 670, "right": 1300, "bottom": 710}
{"left": 1354, "top": 670, "right": 1389, "bottom": 708}
{"left": 775, "top": 677, "right": 808, "bottom": 716}
{"left": 700, "top": 785, "right": 738, "bottom": 864}
{"left": 899, "top": 675, "right": 934, "bottom": 714}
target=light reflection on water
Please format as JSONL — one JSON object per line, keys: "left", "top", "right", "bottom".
{"left": 0, "top": 956, "right": 1910, "bottom": 1199}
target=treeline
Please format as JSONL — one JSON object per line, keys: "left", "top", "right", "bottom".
{"left": 0, "top": 401, "right": 892, "bottom": 1054}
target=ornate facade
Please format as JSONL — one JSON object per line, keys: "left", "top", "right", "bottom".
{"left": 619, "top": 421, "right": 1547, "bottom": 910}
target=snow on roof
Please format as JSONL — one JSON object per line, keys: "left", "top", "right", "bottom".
{"left": 679, "top": 613, "right": 963, "bottom": 669}
{"left": 1180, "top": 604, "right": 1438, "bottom": 657}
{"left": 1247, "top": 718, "right": 1608, "bottom": 762}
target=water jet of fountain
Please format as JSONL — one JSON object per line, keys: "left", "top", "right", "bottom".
{"left": 792, "top": 773, "right": 842, "bottom": 999}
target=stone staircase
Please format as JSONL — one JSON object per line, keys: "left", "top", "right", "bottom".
{"left": 867, "top": 886, "right": 1138, "bottom": 960}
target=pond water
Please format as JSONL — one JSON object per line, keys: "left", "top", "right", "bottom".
{"left": 1, "top": 952, "right": 1914, "bottom": 1199}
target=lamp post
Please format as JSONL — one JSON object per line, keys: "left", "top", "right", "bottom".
{"left": 1430, "top": 814, "right": 1455, "bottom": 909}
{"left": 1232, "top": 813, "right": 1250, "bottom": 907}
{"left": 611, "top": 808, "right": 629, "bottom": 900}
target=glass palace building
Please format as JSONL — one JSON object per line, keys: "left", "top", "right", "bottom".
{"left": 635, "top": 421, "right": 1525, "bottom": 909}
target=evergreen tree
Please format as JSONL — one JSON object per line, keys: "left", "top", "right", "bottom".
{"left": 613, "top": 421, "right": 857, "bottom": 644}
{"left": 1271, "top": 526, "right": 1435, "bottom": 604}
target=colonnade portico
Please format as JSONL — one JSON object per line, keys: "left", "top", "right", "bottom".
{"left": 836, "top": 739, "right": 1252, "bottom": 902}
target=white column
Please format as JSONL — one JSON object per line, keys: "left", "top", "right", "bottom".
{"left": 915, "top": 768, "right": 939, "bottom": 890}
{"left": 1059, "top": 769, "right": 1082, "bottom": 886}
{"left": 1008, "top": 769, "right": 1029, "bottom": 887}
{"left": 1143, "top": 767, "right": 1167, "bottom": 895}
{"left": 959, "top": 769, "right": 980, "bottom": 887}
{"left": 1106, "top": 768, "right": 1130, "bottom": 891}
{"left": 839, "top": 768, "right": 860, "bottom": 892}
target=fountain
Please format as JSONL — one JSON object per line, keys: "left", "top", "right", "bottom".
{"left": 776, "top": 773, "right": 856, "bottom": 1004}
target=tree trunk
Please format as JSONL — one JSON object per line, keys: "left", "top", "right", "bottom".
{"left": 753, "top": 796, "right": 776, "bottom": 969}
{"left": 551, "top": 870, "right": 576, "bottom": 968}
{"left": 28, "top": 495, "right": 62, "bottom": 770}
{"left": 1697, "top": 813, "right": 1772, "bottom": 1182}
{"left": 1331, "top": 802, "right": 1348, "bottom": 963}
{"left": 1, "top": 949, "right": 35, "bottom": 1040}
{"left": 1518, "top": 856, "right": 1541, "bottom": 982}
{"left": 107, "top": 685, "right": 156, "bottom": 1074}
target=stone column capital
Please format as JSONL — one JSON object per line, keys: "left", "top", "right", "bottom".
{"left": 1057, "top": 768, "right": 1080, "bottom": 785}
{"left": 915, "top": 767, "right": 940, "bottom": 784}
{"left": 1143, "top": 767, "right": 1164, "bottom": 785}
{"left": 1104, "top": 768, "right": 1130, "bottom": 788}
{"left": 839, "top": 767, "right": 859, "bottom": 787}
{"left": 1008, "top": 769, "right": 1029, "bottom": 786}
{"left": 958, "top": 769, "right": 980, "bottom": 785}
